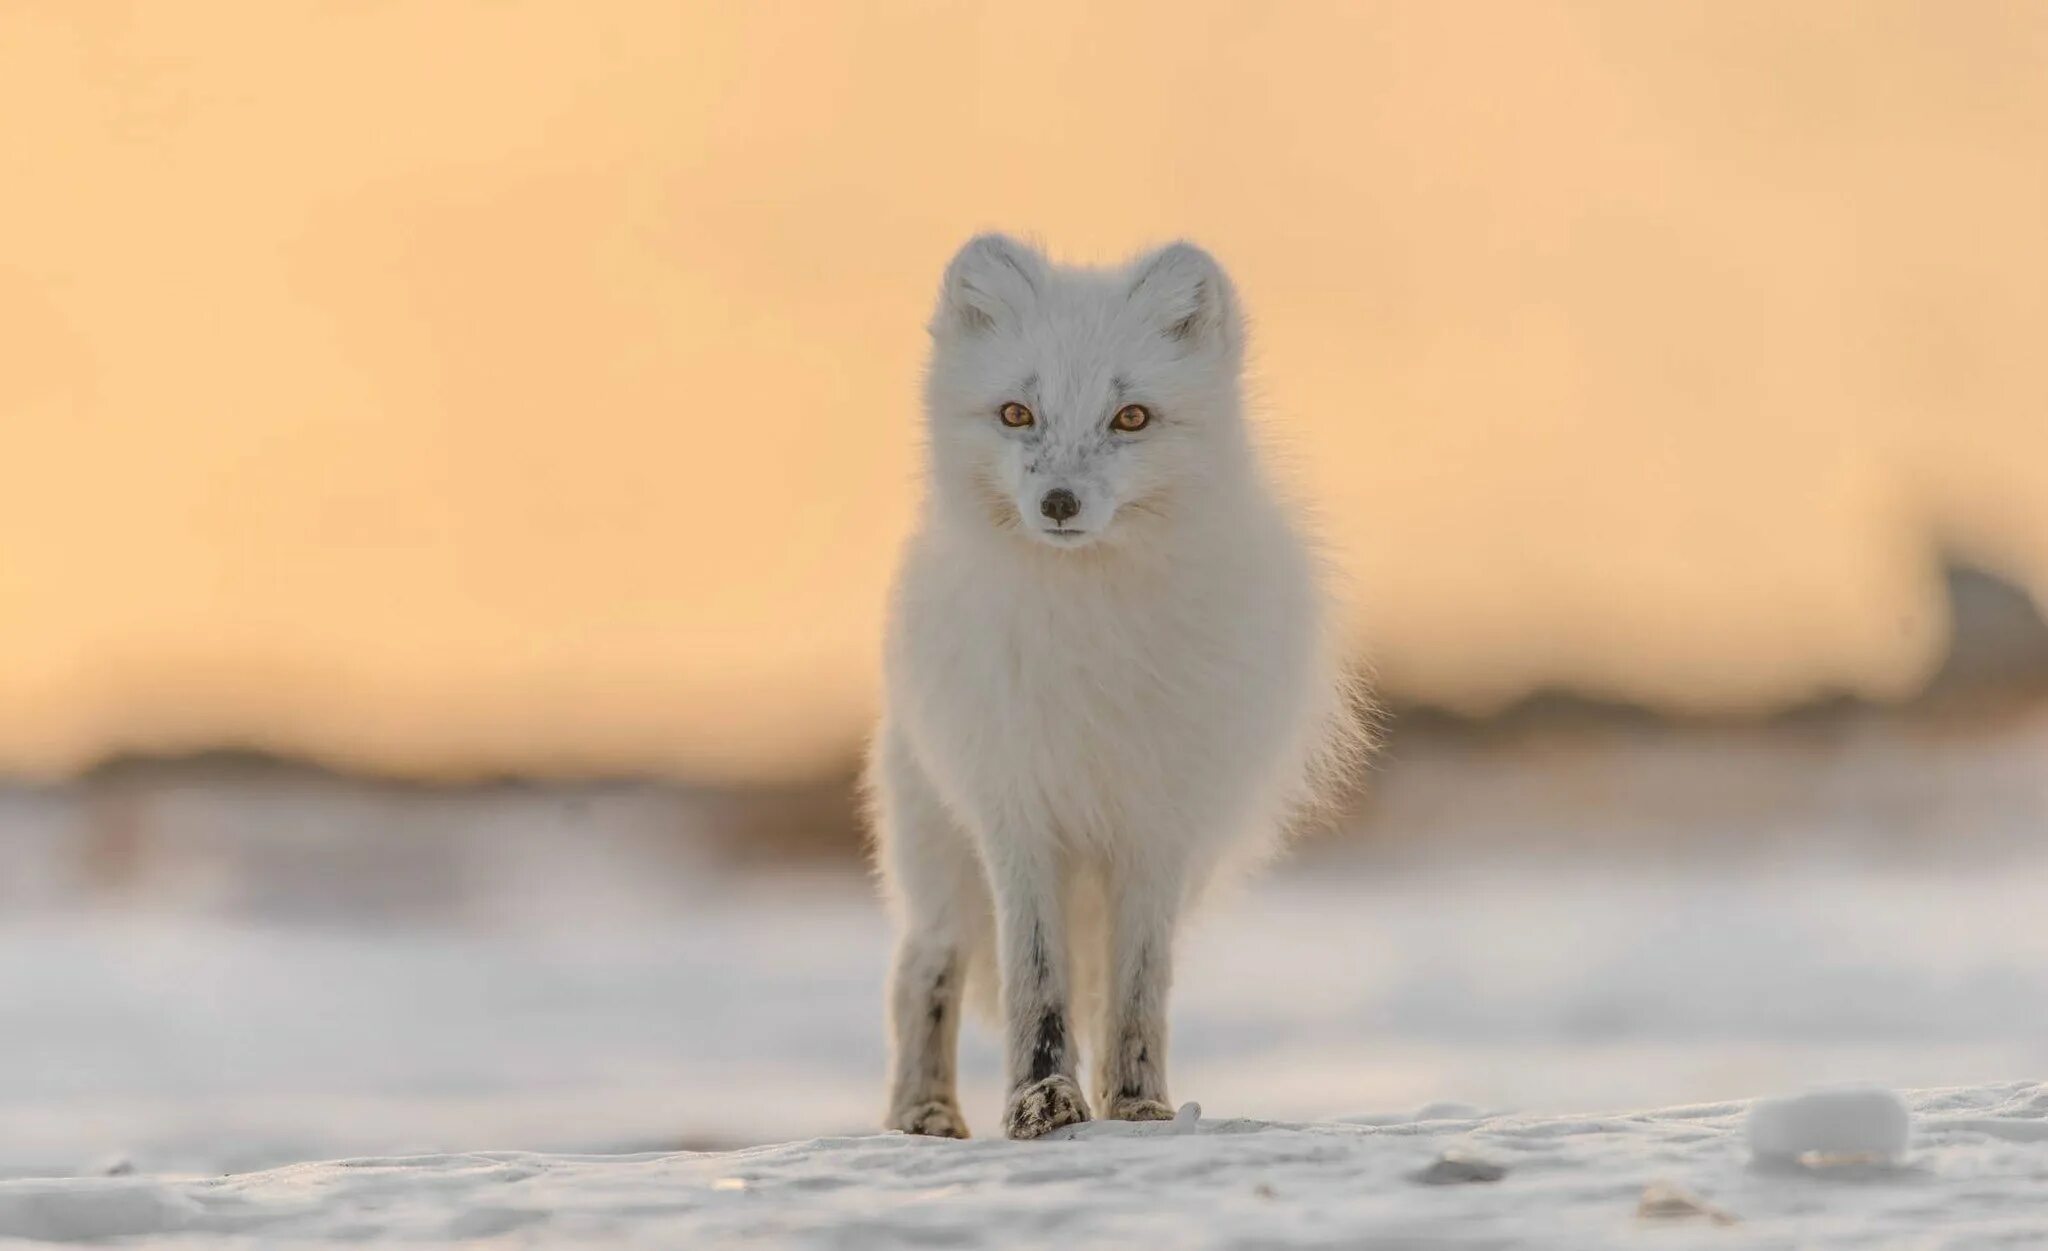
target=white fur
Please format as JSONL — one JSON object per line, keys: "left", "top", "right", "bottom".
{"left": 868, "top": 235, "right": 1362, "bottom": 1140}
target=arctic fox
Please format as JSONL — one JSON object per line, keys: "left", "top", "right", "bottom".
{"left": 868, "top": 235, "right": 1361, "bottom": 1140}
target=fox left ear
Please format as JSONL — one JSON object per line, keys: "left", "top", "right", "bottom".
{"left": 933, "top": 233, "right": 1046, "bottom": 338}
{"left": 1125, "top": 242, "right": 1242, "bottom": 357}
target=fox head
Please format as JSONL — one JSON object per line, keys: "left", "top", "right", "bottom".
{"left": 922, "top": 235, "right": 1248, "bottom": 552}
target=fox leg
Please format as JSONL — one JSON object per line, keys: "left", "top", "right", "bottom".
{"left": 986, "top": 836, "right": 1089, "bottom": 1140}
{"left": 885, "top": 931, "right": 971, "bottom": 1138}
{"left": 874, "top": 731, "right": 985, "bottom": 1139}
{"left": 1094, "top": 866, "right": 1181, "bottom": 1121}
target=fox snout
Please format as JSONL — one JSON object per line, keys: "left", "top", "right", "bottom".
{"left": 1022, "top": 480, "right": 1105, "bottom": 546}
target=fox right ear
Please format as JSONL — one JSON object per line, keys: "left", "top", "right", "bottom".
{"left": 1125, "top": 241, "right": 1241, "bottom": 358}
{"left": 932, "top": 234, "right": 1045, "bottom": 337}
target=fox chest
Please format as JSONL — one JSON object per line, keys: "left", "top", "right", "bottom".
{"left": 896, "top": 575, "right": 1298, "bottom": 840}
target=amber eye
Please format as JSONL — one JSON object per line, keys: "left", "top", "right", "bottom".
{"left": 1111, "top": 403, "right": 1152, "bottom": 432}
{"left": 998, "top": 401, "right": 1034, "bottom": 428}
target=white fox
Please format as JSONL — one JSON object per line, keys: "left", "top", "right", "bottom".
{"left": 868, "top": 235, "right": 1362, "bottom": 1140}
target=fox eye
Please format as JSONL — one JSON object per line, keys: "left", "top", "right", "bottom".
{"left": 998, "top": 401, "right": 1034, "bottom": 428}
{"left": 1111, "top": 403, "right": 1152, "bottom": 432}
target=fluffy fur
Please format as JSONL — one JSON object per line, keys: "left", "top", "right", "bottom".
{"left": 868, "top": 234, "right": 1363, "bottom": 1141}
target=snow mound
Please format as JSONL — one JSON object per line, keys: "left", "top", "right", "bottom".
{"left": 0, "top": 1179, "right": 201, "bottom": 1243}
{"left": 1747, "top": 1086, "right": 1912, "bottom": 1165}
{"left": 0, "top": 1084, "right": 2039, "bottom": 1249}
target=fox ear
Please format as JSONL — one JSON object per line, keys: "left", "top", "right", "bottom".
{"left": 933, "top": 233, "right": 1046, "bottom": 337}
{"left": 1126, "top": 241, "right": 1240, "bottom": 356}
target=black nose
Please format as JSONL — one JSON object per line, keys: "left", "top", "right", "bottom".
{"left": 1039, "top": 488, "right": 1080, "bottom": 522}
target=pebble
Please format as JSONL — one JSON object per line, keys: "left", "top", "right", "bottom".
{"left": 1411, "top": 1148, "right": 1507, "bottom": 1185}
{"left": 1638, "top": 1180, "right": 1738, "bottom": 1225}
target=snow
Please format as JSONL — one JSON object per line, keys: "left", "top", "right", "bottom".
{"left": 2, "top": 853, "right": 2047, "bottom": 1245}
{"left": 1747, "top": 1086, "right": 1913, "bottom": 1164}
{"left": 0, "top": 1085, "right": 2044, "bottom": 1247}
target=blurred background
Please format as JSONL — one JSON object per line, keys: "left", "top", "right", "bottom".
{"left": 3, "top": 1, "right": 2046, "bottom": 1176}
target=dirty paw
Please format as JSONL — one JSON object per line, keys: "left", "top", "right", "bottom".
{"left": 1005, "top": 1075, "right": 1091, "bottom": 1140}
{"left": 1100, "top": 1095, "right": 1176, "bottom": 1122}
{"left": 890, "top": 1099, "right": 970, "bottom": 1139}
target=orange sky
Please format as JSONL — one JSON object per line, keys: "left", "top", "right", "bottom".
{"left": 3, "top": 2, "right": 2045, "bottom": 780}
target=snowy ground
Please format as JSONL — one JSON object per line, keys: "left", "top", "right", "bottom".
{"left": 4, "top": 852, "right": 2048, "bottom": 1245}
{"left": 5, "top": 1084, "right": 2048, "bottom": 1248}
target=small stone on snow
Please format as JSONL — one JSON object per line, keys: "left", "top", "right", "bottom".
{"left": 1637, "top": 1180, "right": 1737, "bottom": 1225}
{"left": 1411, "top": 1148, "right": 1507, "bottom": 1185}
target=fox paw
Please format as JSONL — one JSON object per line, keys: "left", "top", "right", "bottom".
{"left": 889, "top": 1099, "right": 969, "bottom": 1139}
{"left": 1100, "top": 1095, "right": 1176, "bottom": 1122}
{"left": 1005, "top": 1075, "right": 1091, "bottom": 1140}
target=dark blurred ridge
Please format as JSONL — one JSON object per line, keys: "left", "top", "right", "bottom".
{"left": 2, "top": 562, "right": 2043, "bottom": 921}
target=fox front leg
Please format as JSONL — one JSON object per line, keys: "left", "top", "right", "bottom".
{"left": 1095, "top": 871, "right": 1179, "bottom": 1122}
{"left": 989, "top": 845, "right": 1089, "bottom": 1140}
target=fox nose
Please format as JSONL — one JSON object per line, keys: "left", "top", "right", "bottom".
{"left": 1039, "top": 488, "right": 1080, "bottom": 523}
